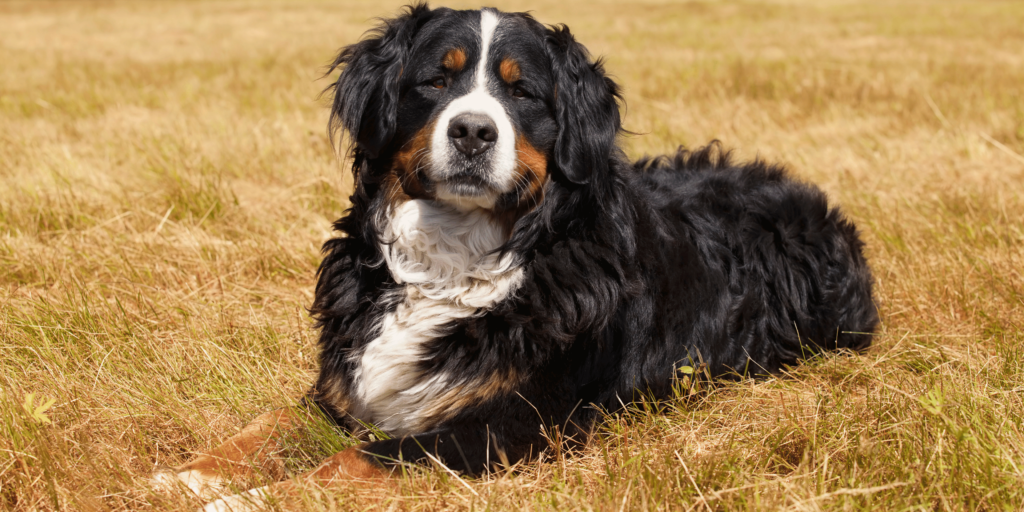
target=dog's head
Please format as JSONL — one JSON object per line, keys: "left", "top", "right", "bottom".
{"left": 327, "top": 4, "right": 622, "bottom": 223}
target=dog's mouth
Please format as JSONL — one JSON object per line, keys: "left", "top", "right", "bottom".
{"left": 441, "top": 173, "right": 491, "bottom": 195}
{"left": 425, "top": 170, "right": 500, "bottom": 210}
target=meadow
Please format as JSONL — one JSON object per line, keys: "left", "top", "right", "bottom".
{"left": 1, "top": 0, "right": 1022, "bottom": 510}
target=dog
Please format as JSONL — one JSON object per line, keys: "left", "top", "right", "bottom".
{"left": 152, "top": 4, "right": 878, "bottom": 510}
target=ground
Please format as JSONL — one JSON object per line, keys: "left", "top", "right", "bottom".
{"left": 1, "top": 0, "right": 1023, "bottom": 510}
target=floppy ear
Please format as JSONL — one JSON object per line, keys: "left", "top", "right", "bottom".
{"left": 545, "top": 25, "right": 623, "bottom": 185}
{"left": 326, "top": 4, "right": 433, "bottom": 159}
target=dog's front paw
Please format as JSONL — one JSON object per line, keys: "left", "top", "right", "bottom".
{"left": 201, "top": 486, "right": 270, "bottom": 512}
{"left": 151, "top": 465, "right": 229, "bottom": 501}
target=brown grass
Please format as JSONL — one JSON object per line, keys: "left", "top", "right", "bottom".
{"left": 1, "top": 0, "right": 1022, "bottom": 510}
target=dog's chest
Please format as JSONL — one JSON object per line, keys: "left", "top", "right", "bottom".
{"left": 348, "top": 200, "right": 522, "bottom": 436}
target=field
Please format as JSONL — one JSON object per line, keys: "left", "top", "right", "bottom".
{"left": 2, "top": 0, "right": 1023, "bottom": 510}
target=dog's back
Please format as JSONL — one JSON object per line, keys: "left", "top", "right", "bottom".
{"left": 633, "top": 145, "right": 876, "bottom": 377}
{"left": 528, "top": 144, "right": 877, "bottom": 415}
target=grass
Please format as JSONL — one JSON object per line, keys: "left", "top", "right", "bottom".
{"left": 1, "top": 0, "right": 1022, "bottom": 510}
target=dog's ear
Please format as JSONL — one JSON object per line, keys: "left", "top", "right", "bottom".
{"left": 326, "top": 4, "right": 433, "bottom": 159}
{"left": 545, "top": 25, "right": 623, "bottom": 185}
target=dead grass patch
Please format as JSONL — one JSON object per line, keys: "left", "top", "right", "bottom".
{"left": 1, "top": 0, "right": 1022, "bottom": 510}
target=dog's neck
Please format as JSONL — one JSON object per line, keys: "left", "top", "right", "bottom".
{"left": 380, "top": 199, "right": 523, "bottom": 308}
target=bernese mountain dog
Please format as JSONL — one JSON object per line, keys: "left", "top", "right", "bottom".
{"left": 153, "top": 4, "right": 878, "bottom": 510}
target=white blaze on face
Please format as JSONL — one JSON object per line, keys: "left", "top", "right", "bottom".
{"left": 429, "top": 9, "right": 518, "bottom": 209}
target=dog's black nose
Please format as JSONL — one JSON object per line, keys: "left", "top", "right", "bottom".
{"left": 447, "top": 114, "right": 497, "bottom": 157}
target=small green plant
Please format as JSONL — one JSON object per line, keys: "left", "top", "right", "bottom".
{"left": 21, "top": 393, "right": 56, "bottom": 425}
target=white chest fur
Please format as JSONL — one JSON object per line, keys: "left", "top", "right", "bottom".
{"left": 348, "top": 200, "right": 523, "bottom": 436}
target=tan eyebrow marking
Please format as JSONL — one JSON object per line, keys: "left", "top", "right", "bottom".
{"left": 442, "top": 48, "right": 467, "bottom": 71}
{"left": 499, "top": 57, "right": 521, "bottom": 84}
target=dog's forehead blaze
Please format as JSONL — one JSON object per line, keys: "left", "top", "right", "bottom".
{"left": 442, "top": 48, "right": 467, "bottom": 71}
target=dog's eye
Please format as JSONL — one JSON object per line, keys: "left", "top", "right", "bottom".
{"left": 512, "top": 87, "right": 526, "bottom": 98}
{"left": 431, "top": 77, "right": 446, "bottom": 89}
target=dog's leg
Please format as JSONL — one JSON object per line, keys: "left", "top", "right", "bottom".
{"left": 201, "top": 426, "right": 526, "bottom": 511}
{"left": 200, "top": 445, "right": 389, "bottom": 512}
{"left": 152, "top": 408, "right": 299, "bottom": 501}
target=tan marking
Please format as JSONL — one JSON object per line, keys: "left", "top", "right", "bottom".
{"left": 488, "top": 136, "right": 548, "bottom": 234}
{"left": 158, "top": 408, "right": 297, "bottom": 500}
{"left": 442, "top": 48, "right": 467, "bottom": 71}
{"left": 203, "top": 445, "right": 394, "bottom": 511}
{"left": 499, "top": 58, "right": 521, "bottom": 83}
{"left": 515, "top": 135, "right": 548, "bottom": 198}
{"left": 418, "top": 369, "right": 522, "bottom": 429}
{"left": 390, "top": 120, "right": 436, "bottom": 206}
{"left": 310, "top": 446, "right": 388, "bottom": 482}
{"left": 315, "top": 375, "right": 352, "bottom": 418}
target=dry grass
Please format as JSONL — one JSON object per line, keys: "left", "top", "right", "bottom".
{"left": 1, "top": 0, "right": 1022, "bottom": 510}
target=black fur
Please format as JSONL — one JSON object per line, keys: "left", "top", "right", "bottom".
{"left": 309, "top": 4, "right": 877, "bottom": 475}
{"left": 547, "top": 25, "right": 622, "bottom": 185}
{"left": 326, "top": 4, "right": 435, "bottom": 158}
